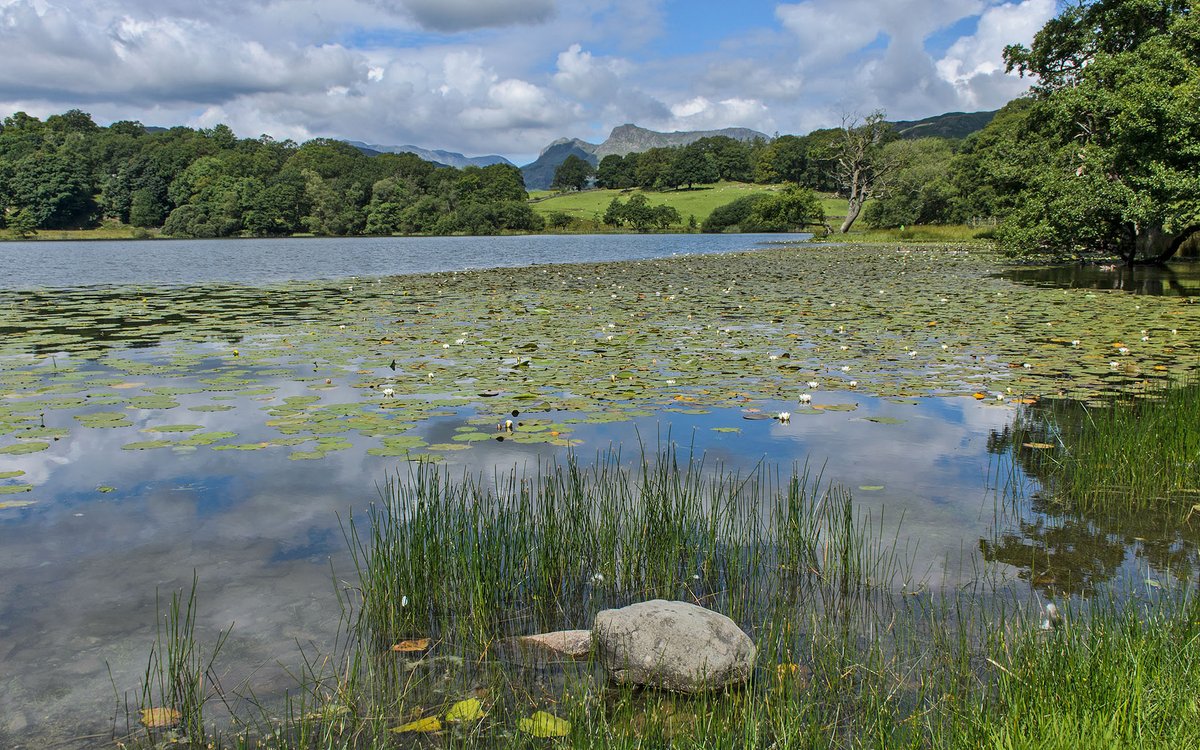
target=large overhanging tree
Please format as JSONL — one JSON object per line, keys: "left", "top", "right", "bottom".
{"left": 998, "top": 0, "right": 1200, "bottom": 263}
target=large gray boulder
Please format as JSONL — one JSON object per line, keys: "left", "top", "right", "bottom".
{"left": 592, "top": 600, "right": 756, "bottom": 693}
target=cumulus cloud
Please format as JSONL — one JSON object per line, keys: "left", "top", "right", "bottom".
{"left": 386, "top": 0, "right": 556, "bottom": 32}
{"left": 937, "top": 0, "right": 1056, "bottom": 107}
{"left": 0, "top": 0, "right": 1057, "bottom": 162}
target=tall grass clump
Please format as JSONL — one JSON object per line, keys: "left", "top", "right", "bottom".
{"left": 132, "top": 573, "right": 231, "bottom": 744}
{"left": 344, "top": 448, "right": 900, "bottom": 656}
{"left": 1014, "top": 378, "right": 1200, "bottom": 514}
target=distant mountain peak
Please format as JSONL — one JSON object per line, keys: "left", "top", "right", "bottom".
{"left": 344, "top": 140, "right": 513, "bottom": 169}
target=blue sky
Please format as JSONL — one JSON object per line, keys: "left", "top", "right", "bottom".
{"left": 0, "top": 0, "right": 1057, "bottom": 164}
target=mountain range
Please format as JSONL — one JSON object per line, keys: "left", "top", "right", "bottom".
{"left": 345, "top": 109, "right": 998, "bottom": 191}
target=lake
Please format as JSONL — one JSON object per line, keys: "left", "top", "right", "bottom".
{"left": 1, "top": 235, "right": 1197, "bottom": 746}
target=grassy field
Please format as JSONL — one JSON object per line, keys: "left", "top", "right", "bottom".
{"left": 3, "top": 222, "right": 160, "bottom": 241}
{"left": 530, "top": 181, "right": 801, "bottom": 228}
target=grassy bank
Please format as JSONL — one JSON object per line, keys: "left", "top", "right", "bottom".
{"left": 120, "top": 448, "right": 1200, "bottom": 749}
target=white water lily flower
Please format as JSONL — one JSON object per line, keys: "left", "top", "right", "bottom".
{"left": 1072, "top": 340, "right": 1080, "bottom": 346}
{"left": 807, "top": 381, "right": 819, "bottom": 389}
{"left": 455, "top": 338, "right": 466, "bottom": 345}
{"left": 1023, "top": 363, "right": 1032, "bottom": 369}
{"left": 1118, "top": 347, "right": 1129, "bottom": 355}
{"left": 840, "top": 345, "right": 849, "bottom": 351}
{"left": 382, "top": 387, "right": 394, "bottom": 398}
{"left": 849, "top": 381, "right": 858, "bottom": 387}
{"left": 840, "top": 366, "right": 850, "bottom": 372}
{"left": 778, "top": 411, "right": 791, "bottom": 423}
{"left": 1110, "top": 361, "right": 1120, "bottom": 368}
{"left": 799, "top": 394, "right": 812, "bottom": 404}
{"left": 442, "top": 343, "right": 450, "bottom": 349}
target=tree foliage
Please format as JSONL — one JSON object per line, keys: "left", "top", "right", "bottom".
{"left": 0, "top": 111, "right": 539, "bottom": 238}
{"left": 993, "top": 0, "right": 1200, "bottom": 262}
{"left": 551, "top": 154, "right": 593, "bottom": 191}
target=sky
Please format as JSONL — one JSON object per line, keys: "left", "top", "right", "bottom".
{"left": 0, "top": 0, "right": 1057, "bottom": 164}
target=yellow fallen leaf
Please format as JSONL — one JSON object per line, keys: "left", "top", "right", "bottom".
{"left": 1022, "top": 442, "right": 1055, "bottom": 450}
{"left": 392, "top": 716, "right": 442, "bottom": 733}
{"left": 518, "top": 710, "right": 571, "bottom": 738}
{"left": 141, "top": 707, "right": 181, "bottom": 728}
{"left": 391, "top": 638, "right": 430, "bottom": 652}
{"left": 445, "top": 698, "right": 486, "bottom": 722}
{"left": 973, "top": 392, "right": 986, "bottom": 400}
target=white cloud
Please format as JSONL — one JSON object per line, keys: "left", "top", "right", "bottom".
{"left": 0, "top": 0, "right": 1057, "bottom": 162}
{"left": 937, "top": 0, "right": 1056, "bottom": 107}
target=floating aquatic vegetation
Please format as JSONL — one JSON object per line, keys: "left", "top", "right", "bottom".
{"left": 1, "top": 243, "right": 1198, "bottom": 465}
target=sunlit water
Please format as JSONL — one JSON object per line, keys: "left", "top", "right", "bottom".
{"left": 0, "top": 236, "right": 1194, "bottom": 746}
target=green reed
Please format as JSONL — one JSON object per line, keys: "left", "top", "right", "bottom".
{"left": 1013, "top": 378, "right": 1200, "bottom": 515}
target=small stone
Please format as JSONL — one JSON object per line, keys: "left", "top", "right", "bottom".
{"left": 516, "top": 629, "right": 593, "bottom": 659}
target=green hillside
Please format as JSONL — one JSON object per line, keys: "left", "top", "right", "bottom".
{"left": 531, "top": 182, "right": 844, "bottom": 229}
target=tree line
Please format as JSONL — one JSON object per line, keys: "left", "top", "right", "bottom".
{"left": 0, "top": 114, "right": 542, "bottom": 238}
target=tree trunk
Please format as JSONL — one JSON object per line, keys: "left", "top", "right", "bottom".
{"left": 1132, "top": 224, "right": 1198, "bottom": 265}
{"left": 840, "top": 197, "right": 863, "bottom": 233}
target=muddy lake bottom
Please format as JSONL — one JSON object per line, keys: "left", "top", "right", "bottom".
{"left": 1, "top": 238, "right": 1198, "bottom": 746}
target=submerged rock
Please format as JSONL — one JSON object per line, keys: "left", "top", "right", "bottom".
{"left": 592, "top": 600, "right": 755, "bottom": 693}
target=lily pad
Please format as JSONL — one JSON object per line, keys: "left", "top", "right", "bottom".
{"left": 518, "top": 711, "right": 571, "bottom": 738}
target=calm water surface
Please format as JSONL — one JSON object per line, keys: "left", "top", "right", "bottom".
{"left": 0, "top": 233, "right": 809, "bottom": 288}
{"left": 0, "top": 236, "right": 1193, "bottom": 747}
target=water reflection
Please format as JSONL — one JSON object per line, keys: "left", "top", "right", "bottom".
{"left": 1000, "top": 261, "right": 1200, "bottom": 296}
{"left": 981, "top": 401, "right": 1200, "bottom": 597}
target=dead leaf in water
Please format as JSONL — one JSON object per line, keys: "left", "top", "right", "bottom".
{"left": 141, "top": 707, "right": 181, "bottom": 728}
{"left": 392, "top": 716, "right": 441, "bottom": 733}
{"left": 391, "top": 638, "right": 431, "bottom": 653}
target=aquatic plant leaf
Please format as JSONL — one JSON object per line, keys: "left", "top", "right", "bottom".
{"left": 0, "top": 484, "right": 33, "bottom": 494}
{"left": 859, "top": 485, "right": 885, "bottom": 491}
{"left": 519, "top": 711, "right": 571, "bottom": 738}
{"left": 0, "top": 441, "right": 50, "bottom": 454}
{"left": 122, "top": 439, "right": 174, "bottom": 450}
{"left": 445, "top": 698, "right": 486, "bottom": 722}
{"left": 75, "top": 412, "right": 132, "bottom": 428}
{"left": 1022, "top": 442, "right": 1056, "bottom": 449}
{"left": 865, "top": 417, "right": 905, "bottom": 424}
{"left": 140, "top": 424, "right": 204, "bottom": 433}
{"left": 0, "top": 470, "right": 26, "bottom": 479}
{"left": 0, "top": 499, "right": 36, "bottom": 509}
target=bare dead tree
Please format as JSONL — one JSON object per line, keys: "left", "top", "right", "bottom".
{"left": 834, "top": 111, "right": 897, "bottom": 233}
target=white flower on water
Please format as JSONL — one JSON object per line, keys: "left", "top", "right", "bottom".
{"left": 442, "top": 343, "right": 450, "bottom": 349}
{"left": 1110, "top": 361, "right": 1120, "bottom": 369}
{"left": 382, "top": 387, "right": 395, "bottom": 398}
{"left": 807, "top": 381, "right": 819, "bottom": 389}
{"left": 1022, "top": 363, "right": 1032, "bottom": 369}
{"left": 777, "top": 411, "right": 791, "bottom": 423}
{"left": 1072, "top": 340, "right": 1080, "bottom": 346}
{"left": 849, "top": 381, "right": 858, "bottom": 387}
{"left": 1141, "top": 336, "right": 1150, "bottom": 342}
{"left": 941, "top": 344, "right": 948, "bottom": 350}
{"left": 840, "top": 345, "right": 849, "bottom": 351}
{"left": 1040, "top": 602, "right": 1062, "bottom": 631}
{"left": 840, "top": 365, "right": 850, "bottom": 372}
{"left": 455, "top": 338, "right": 466, "bottom": 345}
{"left": 799, "top": 393, "right": 812, "bottom": 404}
{"left": 1118, "top": 346, "right": 1129, "bottom": 355}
